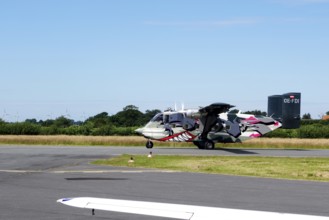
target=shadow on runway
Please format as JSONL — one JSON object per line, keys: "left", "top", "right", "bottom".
{"left": 65, "top": 177, "right": 129, "bottom": 181}
{"left": 217, "top": 148, "right": 259, "bottom": 155}
{"left": 253, "top": 148, "right": 308, "bottom": 151}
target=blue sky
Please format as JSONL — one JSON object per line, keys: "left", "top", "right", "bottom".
{"left": 1, "top": 0, "right": 328, "bottom": 121}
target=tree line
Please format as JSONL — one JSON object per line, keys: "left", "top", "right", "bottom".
{"left": 0, "top": 105, "right": 328, "bottom": 138}
{"left": 0, "top": 105, "right": 160, "bottom": 136}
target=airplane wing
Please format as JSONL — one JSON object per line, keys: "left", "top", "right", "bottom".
{"left": 198, "top": 103, "right": 234, "bottom": 140}
{"left": 57, "top": 197, "right": 329, "bottom": 220}
{"left": 199, "top": 103, "right": 234, "bottom": 115}
{"left": 57, "top": 197, "right": 193, "bottom": 219}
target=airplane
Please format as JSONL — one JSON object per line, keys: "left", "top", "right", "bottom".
{"left": 57, "top": 197, "right": 329, "bottom": 219}
{"left": 135, "top": 102, "right": 289, "bottom": 150}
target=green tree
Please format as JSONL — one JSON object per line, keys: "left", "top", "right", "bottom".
{"left": 111, "top": 105, "right": 144, "bottom": 127}
{"left": 85, "top": 112, "right": 111, "bottom": 128}
{"left": 302, "top": 113, "right": 312, "bottom": 120}
{"left": 41, "top": 119, "right": 55, "bottom": 127}
{"left": 243, "top": 110, "right": 267, "bottom": 116}
{"left": 53, "top": 116, "right": 73, "bottom": 128}
{"left": 123, "top": 105, "right": 139, "bottom": 111}
{"left": 25, "top": 118, "right": 38, "bottom": 124}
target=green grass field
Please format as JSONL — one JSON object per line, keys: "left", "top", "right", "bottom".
{"left": 92, "top": 155, "right": 329, "bottom": 182}
{"left": 2, "top": 135, "right": 329, "bottom": 181}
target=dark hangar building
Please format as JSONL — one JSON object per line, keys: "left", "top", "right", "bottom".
{"left": 268, "top": 92, "right": 301, "bottom": 129}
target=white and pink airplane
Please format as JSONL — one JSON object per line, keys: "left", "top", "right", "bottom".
{"left": 136, "top": 103, "right": 284, "bottom": 149}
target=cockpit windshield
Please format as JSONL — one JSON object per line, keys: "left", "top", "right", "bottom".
{"left": 151, "top": 113, "right": 163, "bottom": 122}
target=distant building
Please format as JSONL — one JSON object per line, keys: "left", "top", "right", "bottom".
{"left": 268, "top": 92, "right": 301, "bottom": 129}
{"left": 322, "top": 115, "right": 329, "bottom": 120}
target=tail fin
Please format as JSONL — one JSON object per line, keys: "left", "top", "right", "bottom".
{"left": 268, "top": 92, "right": 301, "bottom": 129}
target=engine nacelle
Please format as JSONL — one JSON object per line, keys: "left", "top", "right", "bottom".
{"left": 185, "top": 109, "right": 200, "bottom": 119}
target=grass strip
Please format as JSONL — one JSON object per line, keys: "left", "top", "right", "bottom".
{"left": 92, "top": 155, "right": 329, "bottom": 182}
{"left": 1, "top": 135, "right": 329, "bottom": 149}
{"left": 0, "top": 135, "right": 191, "bottom": 147}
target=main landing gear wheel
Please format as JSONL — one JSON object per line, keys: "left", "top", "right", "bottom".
{"left": 193, "top": 140, "right": 215, "bottom": 150}
{"left": 204, "top": 140, "right": 215, "bottom": 150}
{"left": 146, "top": 140, "right": 154, "bottom": 149}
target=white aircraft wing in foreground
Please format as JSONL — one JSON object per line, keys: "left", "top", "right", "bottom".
{"left": 57, "top": 197, "right": 329, "bottom": 220}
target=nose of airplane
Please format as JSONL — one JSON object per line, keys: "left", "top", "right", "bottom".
{"left": 135, "top": 127, "right": 144, "bottom": 135}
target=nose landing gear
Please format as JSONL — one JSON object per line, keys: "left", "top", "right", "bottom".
{"left": 146, "top": 140, "right": 154, "bottom": 149}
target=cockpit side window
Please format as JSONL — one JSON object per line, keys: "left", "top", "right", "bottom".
{"left": 169, "top": 113, "right": 184, "bottom": 123}
{"left": 163, "top": 115, "right": 169, "bottom": 123}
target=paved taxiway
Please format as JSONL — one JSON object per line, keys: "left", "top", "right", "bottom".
{"left": 1, "top": 145, "right": 329, "bottom": 219}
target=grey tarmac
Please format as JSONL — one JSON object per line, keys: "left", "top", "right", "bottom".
{"left": 1, "top": 145, "right": 329, "bottom": 219}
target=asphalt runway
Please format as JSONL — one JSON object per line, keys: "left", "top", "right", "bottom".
{"left": 1, "top": 145, "right": 329, "bottom": 219}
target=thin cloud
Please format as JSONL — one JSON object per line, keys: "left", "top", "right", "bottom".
{"left": 144, "top": 17, "right": 312, "bottom": 28}
{"left": 272, "top": 0, "right": 329, "bottom": 4}
{"left": 297, "top": 0, "right": 329, "bottom": 2}
{"left": 144, "top": 18, "right": 260, "bottom": 28}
